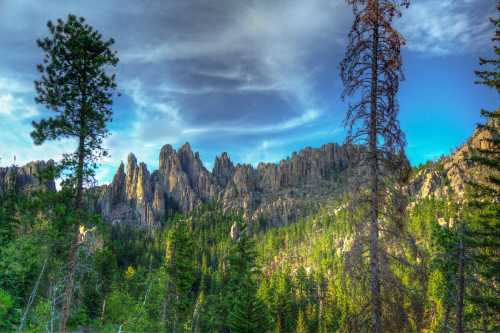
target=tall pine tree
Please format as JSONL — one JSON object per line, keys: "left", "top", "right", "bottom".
{"left": 31, "top": 15, "right": 118, "bottom": 333}
{"left": 225, "top": 222, "right": 272, "bottom": 333}
{"left": 460, "top": 3, "right": 500, "bottom": 331}
{"left": 163, "top": 217, "right": 196, "bottom": 332}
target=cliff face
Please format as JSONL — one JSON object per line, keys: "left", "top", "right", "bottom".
{"left": 96, "top": 142, "right": 359, "bottom": 226}
{"left": 409, "top": 121, "right": 499, "bottom": 201}
{"left": 0, "top": 161, "right": 56, "bottom": 196}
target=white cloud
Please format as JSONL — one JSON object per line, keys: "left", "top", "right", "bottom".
{"left": 123, "top": 79, "right": 184, "bottom": 141}
{"left": 0, "top": 75, "right": 74, "bottom": 168}
{"left": 123, "top": 0, "right": 347, "bottom": 113}
{"left": 120, "top": 1, "right": 346, "bottom": 151}
{"left": 399, "top": 0, "right": 494, "bottom": 55}
{"left": 0, "top": 93, "right": 38, "bottom": 118}
{"left": 182, "top": 109, "right": 320, "bottom": 136}
{"left": 0, "top": 110, "right": 74, "bottom": 169}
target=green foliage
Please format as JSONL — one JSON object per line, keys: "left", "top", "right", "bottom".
{"left": 0, "top": 288, "right": 16, "bottom": 331}
{"left": 225, "top": 224, "right": 273, "bottom": 332}
{"left": 32, "top": 14, "right": 118, "bottom": 163}
{"left": 164, "top": 217, "right": 197, "bottom": 331}
{"left": 296, "top": 310, "right": 307, "bottom": 333}
{"left": 104, "top": 288, "right": 135, "bottom": 324}
{"left": 1, "top": 185, "right": 498, "bottom": 332}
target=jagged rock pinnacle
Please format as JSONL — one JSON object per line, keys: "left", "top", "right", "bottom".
{"left": 96, "top": 142, "right": 357, "bottom": 226}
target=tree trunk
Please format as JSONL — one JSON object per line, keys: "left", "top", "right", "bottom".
{"left": 481, "top": 305, "right": 488, "bottom": 333}
{"left": 165, "top": 242, "right": 177, "bottom": 332}
{"left": 59, "top": 120, "right": 86, "bottom": 333}
{"left": 369, "top": 1, "right": 382, "bottom": 332}
{"left": 455, "top": 221, "right": 465, "bottom": 333}
{"left": 442, "top": 302, "right": 450, "bottom": 333}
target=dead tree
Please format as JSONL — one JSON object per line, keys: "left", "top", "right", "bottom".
{"left": 340, "top": 1, "right": 410, "bottom": 332}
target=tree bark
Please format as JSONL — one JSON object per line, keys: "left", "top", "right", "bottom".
{"left": 369, "top": 1, "right": 382, "bottom": 332}
{"left": 59, "top": 114, "right": 86, "bottom": 333}
{"left": 455, "top": 220, "right": 465, "bottom": 333}
{"left": 442, "top": 302, "right": 450, "bottom": 333}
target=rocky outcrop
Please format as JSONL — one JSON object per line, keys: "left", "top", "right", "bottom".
{"left": 0, "top": 161, "right": 56, "bottom": 196}
{"left": 97, "top": 142, "right": 358, "bottom": 226}
{"left": 213, "top": 152, "right": 234, "bottom": 189}
{"left": 409, "top": 121, "right": 499, "bottom": 200}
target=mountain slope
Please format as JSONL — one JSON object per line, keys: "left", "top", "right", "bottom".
{"left": 409, "top": 122, "right": 498, "bottom": 201}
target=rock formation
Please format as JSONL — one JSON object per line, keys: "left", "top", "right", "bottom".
{"left": 3, "top": 122, "right": 490, "bottom": 227}
{"left": 96, "top": 142, "right": 359, "bottom": 226}
{"left": 409, "top": 121, "right": 499, "bottom": 200}
{"left": 0, "top": 160, "right": 56, "bottom": 196}
{"left": 96, "top": 122, "right": 495, "bottom": 227}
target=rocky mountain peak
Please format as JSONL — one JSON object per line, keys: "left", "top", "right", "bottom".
{"left": 96, "top": 142, "right": 356, "bottom": 226}
{"left": 111, "top": 162, "right": 126, "bottom": 205}
{"left": 213, "top": 152, "right": 234, "bottom": 188}
{"left": 159, "top": 144, "right": 181, "bottom": 174}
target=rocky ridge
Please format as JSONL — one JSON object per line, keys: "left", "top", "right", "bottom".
{"left": 96, "top": 142, "right": 359, "bottom": 226}
{"left": 409, "top": 121, "right": 499, "bottom": 201}
{"left": 2, "top": 123, "right": 491, "bottom": 227}
{"left": 0, "top": 160, "right": 56, "bottom": 196}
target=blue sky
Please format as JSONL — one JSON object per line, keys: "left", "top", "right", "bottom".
{"left": 0, "top": 0, "right": 497, "bottom": 184}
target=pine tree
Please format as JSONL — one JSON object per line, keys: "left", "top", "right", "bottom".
{"left": 164, "top": 218, "right": 196, "bottom": 332}
{"left": 31, "top": 14, "right": 118, "bottom": 333}
{"left": 428, "top": 211, "right": 458, "bottom": 333}
{"left": 461, "top": 4, "right": 500, "bottom": 331}
{"left": 455, "top": 219, "right": 466, "bottom": 333}
{"left": 274, "top": 272, "right": 294, "bottom": 333}
{"left": 339, "top": 1, "right": 410, "bottom": 331}
{"left": 192, "top": 290, "right": 205, "bottom": 333}
{"left": 225, "top": 222, "right": 272, "bottom": 333}
{"left": 296, "top": 310, "right": 308, "bottom": 333}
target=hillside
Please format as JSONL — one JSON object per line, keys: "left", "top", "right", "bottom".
{"left": 409, "top": 120, "right": 499, "bottom": 201}
{"left": 1, "top": 123, "right": 498, "bottom": 332}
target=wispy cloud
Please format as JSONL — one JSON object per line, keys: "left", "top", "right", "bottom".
{"left": 182, "top": 109, "right": 320, "bottom": 136}
{"left": 122, "top": 0, "right": 345, "bottom": 115}
{"left": 97, "top": 79, "right": 187, "bottom": 176}
{"left": 239, "top": 128, "right": 340, "bottom": 166}
{"left": 0, "top": 77, "right": 33, "bottom": 94}
{"left": 399, "top": 0, "right": 495, "bottom": 55}
{"left": 0, "top": 76, "right": 74, "bottom": 167}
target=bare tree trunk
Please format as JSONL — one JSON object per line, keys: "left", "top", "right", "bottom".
{"left": 455, "top": 221, "right": 465, "bottom": 333}
{"left": 369, "top": 1, "right": 382, "bottom": 332}
{"left": 442, "top": 302, "right": 450, "bottom": 333}
{"left": 100, "top": 298, "right": 106, "bottom": 322}
{"left": 59, "top": 122, "right": 85, "bottom": 333}
{"left": 17, "top": 257, "right": 48, "bottom": 333}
